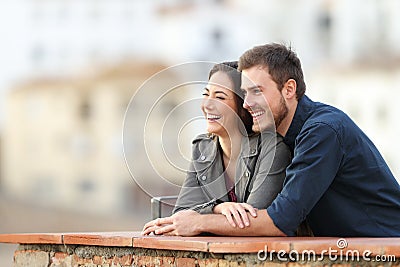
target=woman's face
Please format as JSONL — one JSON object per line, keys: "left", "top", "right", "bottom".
{"left": 201, "top": 71, "right": 239, "bottom": 137}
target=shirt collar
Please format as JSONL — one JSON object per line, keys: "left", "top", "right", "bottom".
{"left": 283, "top": 95, "right": 314, "bottom": 151}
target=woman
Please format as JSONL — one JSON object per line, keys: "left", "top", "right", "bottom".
{"left": 173, "top": 61, "right": 292, "bottom": 228}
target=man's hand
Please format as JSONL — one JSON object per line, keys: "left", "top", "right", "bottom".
{"left": 142, "top": 210, "right": 203, "bottom": 236}
{"left": 213, "top": 202, "right": 257, "bottom": 228}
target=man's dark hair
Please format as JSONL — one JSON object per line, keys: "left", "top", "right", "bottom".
{"left": 238, "top": 43, "right": 306, "bottom": 100}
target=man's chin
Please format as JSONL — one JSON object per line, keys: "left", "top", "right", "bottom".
{"left": 253, "top": 123, "right": 276, "bottom": 133}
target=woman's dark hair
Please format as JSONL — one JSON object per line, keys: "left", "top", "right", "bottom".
{"left": 208, "top": 61, "right": 253, "bottom": 135}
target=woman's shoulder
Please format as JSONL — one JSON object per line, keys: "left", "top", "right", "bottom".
{"left": 192, "top": 133, "right": 217, "bottom": 144}
{"left": 191, "top": 133, "right": 218, "bottom": 160}
{"left": 245, "top": 132, "right": 261, "bottom": 150}
{"left": 258, "top": 131, "right": 286, "bottom": 144}
{"left": 247, "top": 132, "right": 287, "bottom": 156}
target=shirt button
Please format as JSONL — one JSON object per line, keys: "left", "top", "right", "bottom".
{"left": 201, "top": 175, "right": 207, "bottom": 181}
{"left": 200, "top": 155, "right": 206, "bottom": 161}
{"left": 245, "top": 171, "right": 250, "bottom": 177}
{"left": 251, "top": 148, "right": 256, "bottom": 153}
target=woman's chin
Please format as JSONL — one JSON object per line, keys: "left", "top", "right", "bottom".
{"left": 207, "top": 128, "right": 221, "bottom": 136}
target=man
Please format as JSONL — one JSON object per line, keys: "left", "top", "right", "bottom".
{"left": 142, "top": 43, "right": 400, "bottom": 237}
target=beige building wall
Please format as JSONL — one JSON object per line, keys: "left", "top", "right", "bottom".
{"left": 1, "top": 62, "right": 192, "bottom": 214}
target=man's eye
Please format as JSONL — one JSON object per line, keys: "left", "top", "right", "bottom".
{"left": 202, "top": 93, "right": 209, "bottom": 96}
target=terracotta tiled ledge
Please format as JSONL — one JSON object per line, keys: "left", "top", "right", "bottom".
{"left": 1, "top": 232, "right": 400, "bottom": 266}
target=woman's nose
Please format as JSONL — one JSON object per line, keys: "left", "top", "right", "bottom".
{"left": 202, "top": 97, "right": 214, "bottom": 110}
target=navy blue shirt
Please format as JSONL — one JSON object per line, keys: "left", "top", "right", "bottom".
{"left": 267, "top": 95, "right": 400, "bottom": 237}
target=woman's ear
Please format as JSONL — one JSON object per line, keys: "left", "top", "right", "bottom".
{"left": 283, "top": 79, "right": 297, "bottom": 100}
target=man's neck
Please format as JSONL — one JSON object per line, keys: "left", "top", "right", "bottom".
{"left": 277, "top": 101, "right": 298, "bottom": 137}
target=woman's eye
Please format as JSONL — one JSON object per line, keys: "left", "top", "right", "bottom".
{"left": 202, "top": 93, "right": 209, "bottom": 96}
{"left": 216, "top": 96, "right": 225, "bottom": 100}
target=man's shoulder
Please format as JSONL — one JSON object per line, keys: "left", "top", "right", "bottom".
{"left": 294, "top": 100, "right": 358, "bottom": 148}
{"left": 295, "top": 96, "right": 350, "bottom": 134}
{"left": 305, "top": 101, "right": 351, "bottom": 132}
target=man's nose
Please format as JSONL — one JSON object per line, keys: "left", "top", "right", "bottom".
{"left": 243, "top": 94, "right": 252, "bottom": 109}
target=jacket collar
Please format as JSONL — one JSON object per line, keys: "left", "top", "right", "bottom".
{"left": 283, "top": 95, "right": 314, "bottom": 151}
{"left": 201, "top": 133, "right": 260, "bottom": 159}
{"left": 240, "top": 133, "right": 260, "bottom": 158}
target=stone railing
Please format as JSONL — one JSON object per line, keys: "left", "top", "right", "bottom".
{"left": 0, "top": 232, "right": 399, "bottom": 266}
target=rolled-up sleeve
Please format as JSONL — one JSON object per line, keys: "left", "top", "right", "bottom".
{"left": 267, "top": 122, "right": 344, "bottom": 236}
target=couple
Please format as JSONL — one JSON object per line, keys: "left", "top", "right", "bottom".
{"left": 143, "top": 43, "right": 400, "bottom": 237}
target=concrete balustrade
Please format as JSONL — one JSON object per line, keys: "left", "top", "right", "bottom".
{"left": 0, "top": 232, "right": 399, "bottom": 266}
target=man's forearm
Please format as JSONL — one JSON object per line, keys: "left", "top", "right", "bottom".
{"left": 196, "top": 209, "right": 286, "bottom": 236}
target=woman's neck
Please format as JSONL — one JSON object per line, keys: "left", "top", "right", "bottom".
{"left": 218, "top": 129, "right": 243, "bottom": 161}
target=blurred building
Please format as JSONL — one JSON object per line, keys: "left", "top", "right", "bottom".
{"left": 0, "top": 61, "right": 192, "bottom": 214}
{"left": 2, "top": 0, "right": 400, "bottom": 88}
{"left": 1, "top": 0, "right": 400, "bottom": 214}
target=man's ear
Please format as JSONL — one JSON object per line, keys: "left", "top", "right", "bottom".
{"left": 283, "top": 79, "right": 297, "bottom": 100}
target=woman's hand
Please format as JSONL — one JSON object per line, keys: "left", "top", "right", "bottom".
{"left": 213, "top": 202, "right": 257, "bottom": 228}
{"left": 142, "top": 210, "right": 203, "bottom": 236}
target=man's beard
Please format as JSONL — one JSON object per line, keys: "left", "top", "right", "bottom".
{"left": 251, "top": 94, "right": 289, "bottom": 133}
{"left": 274, "top": 95, "right": 289, "bottom": 129}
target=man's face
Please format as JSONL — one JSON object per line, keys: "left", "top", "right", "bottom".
{"left": 241, "top": 65, "right": 288, "bottom": 132}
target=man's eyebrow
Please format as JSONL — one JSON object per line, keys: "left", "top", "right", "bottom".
{"left": 241, "top": 85, "right": 261, "bottom": 91}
